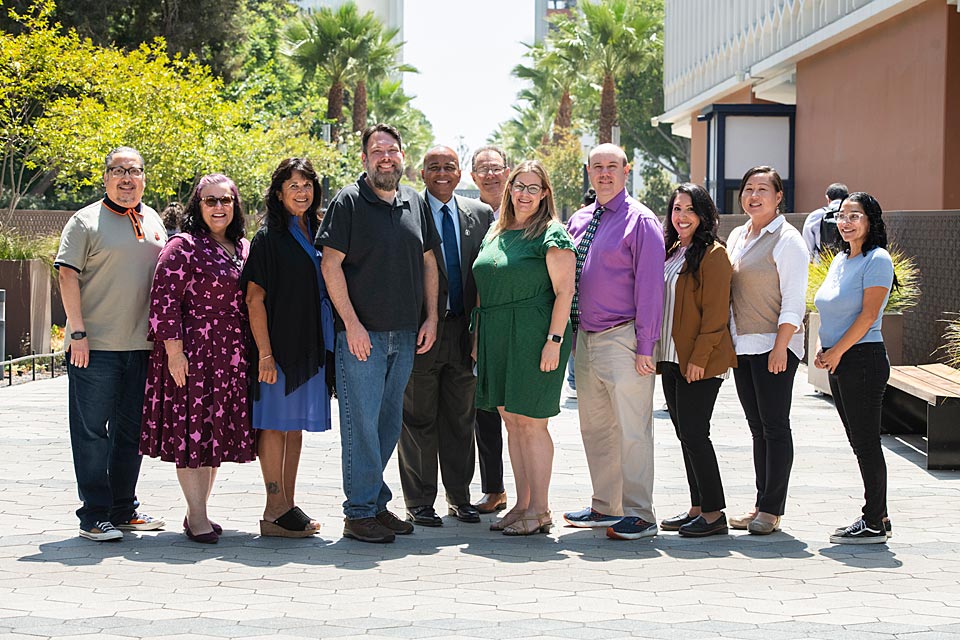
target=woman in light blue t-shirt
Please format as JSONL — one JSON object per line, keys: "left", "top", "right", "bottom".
{"left": 813, "top": 192, "right": 896, "bottom": 546}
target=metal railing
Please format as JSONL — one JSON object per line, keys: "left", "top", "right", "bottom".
{"left": 2, "top": 351, "right": 66, "bottom": 386}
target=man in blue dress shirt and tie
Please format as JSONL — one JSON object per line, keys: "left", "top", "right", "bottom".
{"left": 399, "top": 145, "right": 495, "bottom": 527}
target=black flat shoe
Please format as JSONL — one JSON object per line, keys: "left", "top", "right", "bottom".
{"left": 184, "top": 523, "right": 219, "bottom": 544}
{"left": 660, "top": 511, "right": 697, "bottom": 531}
{"left": 448, "top": 503, "right": 481, "bottom": 523}
{"left": 678, "top": 514, "right": 728, "bottom": 538}
{"left": 406, "top": 505, "right": 442, "bottom": 527}
{"left": 184, "top": 517, "right": 222, "bottom": 536}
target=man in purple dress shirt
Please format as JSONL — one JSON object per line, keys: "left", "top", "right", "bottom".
{"left": 562, "top": 144, "right": 666, "bottom": 540}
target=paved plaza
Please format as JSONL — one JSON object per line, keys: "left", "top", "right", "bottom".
{"left": 1, "top": 367, "right": 959, "bottom": 639}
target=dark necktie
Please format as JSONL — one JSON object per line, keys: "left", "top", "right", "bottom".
{"left": 571, "top": 204, "right": 605, "bottom": 333}
{"left": 441, "top": 204, "right": 464, "bottom": 315}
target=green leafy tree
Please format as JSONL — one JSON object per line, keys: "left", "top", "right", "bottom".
{"left": 636, "top": 160, "right": 672, "bottom": 216}
{"left": 537, "top": 131, "right": 586, "bottom": 220}
{"left": 0, "top": 0, "right": 103, "bottom": 214}
{"left": 1, "top": 0, "right": 295, "bottom": 83}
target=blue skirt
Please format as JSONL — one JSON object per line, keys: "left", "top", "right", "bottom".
{"left": 252, "top": 364, "right": 331, "bottom": 432}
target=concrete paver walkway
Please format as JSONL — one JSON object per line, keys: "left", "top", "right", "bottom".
{"left": 1, "top": 367, "right": 959, "bottom": 639}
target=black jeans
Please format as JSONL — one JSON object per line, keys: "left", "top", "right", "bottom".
{"left": 661, "top": 362, "right": 726, "bottom": 512}
{"left": 827, "top": 342, "right": 890, "bottom": 525}
{"left": 733, "top": 350, "right": 800, "bottom": 516}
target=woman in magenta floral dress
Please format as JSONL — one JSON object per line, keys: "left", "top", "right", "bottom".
{"left": 140, "top": 174, "right": 256, "bottom": 543}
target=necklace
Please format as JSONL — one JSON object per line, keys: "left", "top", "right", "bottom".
{"left": 213, "top": 238, "right": 242, "bottom": 270}
{"left": 492, "top": 229, "right": 525, "bottom": 267}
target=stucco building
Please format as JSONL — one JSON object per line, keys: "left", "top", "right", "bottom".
{"left": 656, "top": 0, "right": 960, "bottom": 213}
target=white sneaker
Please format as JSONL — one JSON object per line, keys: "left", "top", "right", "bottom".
{"left": 79, "top": 521, "right": 123, "bottom": 541}
{"left": 115, "top": 512, "right": 165, "bottom": 531}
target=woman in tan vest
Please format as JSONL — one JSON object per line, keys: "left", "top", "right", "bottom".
{"left": 656, "top": 184, "right": 737, "bottom": 537}
{"left": 727, "top": 166, "right": 809, "bottom": 535}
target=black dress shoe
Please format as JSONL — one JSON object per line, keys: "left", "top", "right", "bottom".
{"left": 678, "top": 513, "right": 728, "bottom": 538}
{"left": 448, "top": 503, "right": 481, "bottom": 523}
{"left": 660, "top": 511, "right": 697, "bottom": 531}
{"left": 406, "top": 505, "right": 442, "bottom": 527}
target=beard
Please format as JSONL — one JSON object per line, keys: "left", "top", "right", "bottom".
{"left": 369, "top": 164, "right": 402, "bottom": 191}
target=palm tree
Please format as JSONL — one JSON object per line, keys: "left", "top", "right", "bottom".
{"left": 367, "top": 78, "right": 413, "bottom": 124}
{"left": 350, "top": 26, "right": 416, "bottom": 132}
{"left": 513, "top": 26, "right": 584, "bottom": 144}
{"left": 563, "top": 0, "right": 657, "bottom": 144}
{"left": 282, "top": 3, "right": 381, "bottom": 135}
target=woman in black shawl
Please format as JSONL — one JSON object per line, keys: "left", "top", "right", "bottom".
{"left": 241, "top": 158, "right": 334, "bottom": 537}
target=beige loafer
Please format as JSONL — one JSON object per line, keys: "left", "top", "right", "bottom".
{"left": 728, "top": 513, "right": 757, "bottom": 530}
{"left": 747, "top": 515, "right": 781, "bottom": 535}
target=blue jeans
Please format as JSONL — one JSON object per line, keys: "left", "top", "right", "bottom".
{"left": 336, "top": 330, "right": 416, "bottom": 519}
{"left": 67, "top": 350, "right": 148, "bottom": 528}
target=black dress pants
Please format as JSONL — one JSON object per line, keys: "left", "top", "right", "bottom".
{"left": 400, "top": 318, "right": 476, "bottom": 507}
{"left": 733, "top": 350, "right": 799, "bottom": 516}
{"left": 661, "top": 362, "right": 726, "bottom": 512}
{"left": 827, "top": 342, "right": 889, "bottom": 525}
{"left": 475, "top": 409, "right": 504, "bottom": 494}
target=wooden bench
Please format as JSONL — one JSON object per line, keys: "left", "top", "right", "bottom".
{"left": 882, "top": 363, "right": 960, "bottom": 469}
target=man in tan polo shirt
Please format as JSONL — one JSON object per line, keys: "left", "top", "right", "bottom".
{"left": 55, "top": 146, "right": 167, "bottom": 541}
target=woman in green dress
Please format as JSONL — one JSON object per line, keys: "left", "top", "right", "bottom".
{"left": 471, "top": 160, "right": 576, "bottom": 536}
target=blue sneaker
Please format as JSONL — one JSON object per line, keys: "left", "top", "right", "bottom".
{"left": 606, "top": 516, "right": 658, "bottom": 540}
{"left": 562, "top": 507, "right": 621, "bottom": 528}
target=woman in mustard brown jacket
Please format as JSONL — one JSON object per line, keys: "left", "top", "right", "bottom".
{"left": 656, "top": 183, "right": 737, "bottom": 538}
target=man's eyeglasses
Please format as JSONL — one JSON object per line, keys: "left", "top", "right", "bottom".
{"left": 474, "top": 165, "right": 506, "bottom": 176}
{"left": 107, "top": 166, "right": 144, "bottom": 178}
{"left": 201, "top": 195, "right": 234, "bottom": 208}
{"left": 511, "top": 182, "right": 542, "bottom": 195}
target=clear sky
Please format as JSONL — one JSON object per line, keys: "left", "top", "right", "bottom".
{"left": 402, "top": 0, "right": 535, "bottom": 161}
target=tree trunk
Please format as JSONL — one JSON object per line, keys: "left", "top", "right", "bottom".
{"left": 553, "top": 88, "right": 572, "bottom": 144}
{"left": 352, "top": 79, "right": 368, "bottom": 133}
{"left": 327, "top": 81, "right": 344, "bottom": 136}
{"left": 599, "top": 73, "right": 617, "bottom": 144}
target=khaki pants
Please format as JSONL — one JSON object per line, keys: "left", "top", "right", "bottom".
{"left": 575, "top": 322, "right": 656, "bottom": 522}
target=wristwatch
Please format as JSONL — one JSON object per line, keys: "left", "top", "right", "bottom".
{"left": 70, "top": 331, "right": 87, "bottom": 340}
{"left": 546, "top": 333, "right": 563, "bottom": 344}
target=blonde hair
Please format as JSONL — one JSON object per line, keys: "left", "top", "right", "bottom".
{"left": 491, "top": 160, "right": 559, "bottom": 240}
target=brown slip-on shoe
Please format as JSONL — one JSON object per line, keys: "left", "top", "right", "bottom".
{"left": 474, "top": 492, "right": 507, "bottom": 514}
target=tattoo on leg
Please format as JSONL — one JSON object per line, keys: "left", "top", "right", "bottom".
{"left": 266, "top": 481, "right": 280, "bottom": 495}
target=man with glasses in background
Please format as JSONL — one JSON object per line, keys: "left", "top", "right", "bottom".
{"left": 468, "top": 146, "right": 511, "bottom": 515}
{"left": 55, "top": 146, "right": 167, "bottom": 541}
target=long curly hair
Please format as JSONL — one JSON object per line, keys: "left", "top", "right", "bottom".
{"left": 263, "top": 158, "right": 323, "bottom": 237}
{"left": 839, "top": 191, "right": 898, "bottom": 288}
{"left": 180, "top": 174, "right": 245, "bottom": 243}
{"left": 664, "top": 183, "right": 721, "bottom": 288}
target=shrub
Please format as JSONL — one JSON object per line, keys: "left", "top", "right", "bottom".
{"left": 807, "top": 247, "right": 920, "bottom": 314}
